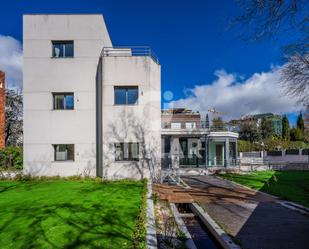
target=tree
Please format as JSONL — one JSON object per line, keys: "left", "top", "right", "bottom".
{"left": 205, "top": 114, "right": 210, "bottom": 129}
{"left": 233, "top": 0, "right": 309, "bottom": 104}
{"left": 239, "top": 120, "right": 261, "bottom": 142}
{"left": 296, "top": 111, "right": 305, "bottom": 132}
{"left": 290, "top": 127, "right": 304, "bottom": 141}
{"left": 282, "top": 115, "right": 290, "bottom": 140}
{"left": 260, "top": 117, "right": 273, "bottom": 140}
{"left": 5, "top": 89, "right": 23, "bottom": 147}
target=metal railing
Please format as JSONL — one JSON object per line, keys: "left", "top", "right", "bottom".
{"left": 161, "top": 154, "right": 240, "bottom": 168}
{"left": 201, "top": 121, "right": 239, "bottom": 132}
{"left": 161, "top": 121, "right": 238, "bottom": 133}
{"left": 102, "top": 46, "right": 159, "bottom": 64}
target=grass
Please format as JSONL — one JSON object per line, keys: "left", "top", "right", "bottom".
{"left": 220, "top": 170, "right": 309, "bottom": 208}
{"left": 0, "top": 179, "right": 147, "bottom": 249}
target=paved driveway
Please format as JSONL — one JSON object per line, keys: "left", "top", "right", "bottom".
{"left": 182, "top": 175, "right": 309, "bottom": 249}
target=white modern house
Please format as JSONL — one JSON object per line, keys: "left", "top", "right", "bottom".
{"left": 23, "top": 14, "right": 238, "bottom": 180}
{"left": 23, "top": 14, "right": 161, "bottom": 179}
{"left": 161, "top": 109, "right": 239, "bottom": 174}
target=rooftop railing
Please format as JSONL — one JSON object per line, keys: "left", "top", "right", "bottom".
{"left": 161, "top": 121, "right": 239, "bottom": 133}
{"left": 102, "top": 46, "right": 160, "bottom": 64}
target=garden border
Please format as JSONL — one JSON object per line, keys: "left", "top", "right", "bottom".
{"left": 169, "top": 203, "right": 197, "bottom": 249}
{"left": 146, "top": 182, "right": 158, "bottom": 249}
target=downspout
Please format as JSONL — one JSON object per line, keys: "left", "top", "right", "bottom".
{"left": 96, "top": 54, "right": 103, "bottom": 177}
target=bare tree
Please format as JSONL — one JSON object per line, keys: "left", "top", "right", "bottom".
{"left": 281, "top": 53, "right": 309, "bottom": 104}
{"left": 233, "top": 0, "right": 309, "bottom": 104}
{"left": 5, "top": 89, "right": 23, "bottom": 146}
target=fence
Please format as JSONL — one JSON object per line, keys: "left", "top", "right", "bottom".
{"left": 102, "top": 46, "right": 160, "bottom": 64}
{"left": 239, "top": 149, "right": 309, "bottom": 167}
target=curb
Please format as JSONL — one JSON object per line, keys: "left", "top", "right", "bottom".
{"left": 146, "top": 182, "right": 158, "bottom": 249}
{"left": 190, "top": 203, "right": 241, "bottom": 249}
{"left": 279, "top": 201, "right": 309, "bottom": 215}
{"left": 169, "top": 203, "right": 197, "bottom": 249}
{"left": 178, "top": 177, "right": 241, "bottom": 249}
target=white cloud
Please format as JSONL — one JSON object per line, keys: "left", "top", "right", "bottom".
{"left": 0, "top": 35, "right": 22, "bottom": 89}
{"left": 168, "top": 68, "right": 302, "bottom": 120}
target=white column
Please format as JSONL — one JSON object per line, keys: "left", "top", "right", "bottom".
{"left": 235, "top": 140, "right": 238, "bottom": 163}
{"left": 225, "top": 138, "right": 230, "bottom": 167}
{"left": 205, "top": 136, "right": 208, "bottom": 168}
{"left": 170, "top": 137, "right": 180, "bottom": 169}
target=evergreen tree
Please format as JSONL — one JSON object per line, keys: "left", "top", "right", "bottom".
{"left": 205, "top": 114, "right": 210, "bottom": 129}
{"left": 260, "top": 117, "right": 273, "bottom": 140}
{"left": 297, "top": 112, "right": 305, "bottom": 132}
{"left": 282, "top": 115, "right": 290, "bottom": 140}
{"left": 290, "top": 127, "right": 304, "bottom": 141}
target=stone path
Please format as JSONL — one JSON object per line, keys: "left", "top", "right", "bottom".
{"left": 181, "top": 175, "right": 309, "bottom": 249}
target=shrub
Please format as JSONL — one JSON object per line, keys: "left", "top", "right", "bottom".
{"left": 238, "top": 140, "right": 262, "bottom": 152}
{"left": 238, "top": 139, "right": 308, "bottom": 152}
{"left": 0, "top": 147, "right": 23, "bottom": 170}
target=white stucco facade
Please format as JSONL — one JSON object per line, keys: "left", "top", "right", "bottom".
{"left": 23, "top": 14, "right": 161, "bottom": 179}
{"left": 101, "top": 55, "right": 161, "bottom": 179}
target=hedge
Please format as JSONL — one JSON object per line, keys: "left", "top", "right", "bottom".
{"left": 0, "top": 147, "right": 23, "bottom": 170}
{"left": 238, "top": 139, "right": 308, "bottom": 152}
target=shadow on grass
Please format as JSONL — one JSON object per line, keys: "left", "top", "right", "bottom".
{"left": 0, "top": 181, "right": 144, "bottom": 249}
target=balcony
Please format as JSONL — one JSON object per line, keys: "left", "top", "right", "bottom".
{"left": 161, "top": 121, "right": 238, "bottom": 133}
{"left": 102, "top": 46, "right": 160, "bottom": 64}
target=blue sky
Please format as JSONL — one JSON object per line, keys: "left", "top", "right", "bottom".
{"left": 0, "top": 0, "right": 302, "bottom": 124}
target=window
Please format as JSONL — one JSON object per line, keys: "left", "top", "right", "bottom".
{"left": 53, "top": 93, "right": 74, "bottom": 110}
{"left": 52, "top": 41, "right": 74, "bottom": 58}
{"left": 53, "top": 144, "right": 74, "bottom": 161}
{"left": 171, "top": 122, "right": 181, "bottom": 129}
{"left": 114, "top": 86, "right": 138, "bottom": 105}
{"left": 185, "top": 122, "right": 196, "bottom": 129}
{"left": 115, "top": 143, "right": 139, "bottom": 161}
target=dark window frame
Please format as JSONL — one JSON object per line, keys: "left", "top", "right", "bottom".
{"left": 52, "top": 92, "right": 74, "bottom": 110}
{"left": 115, "top": 142, "right": 139, "bottom": 161}
{"left": 53, "top": 144, "right": 75, "bottom": 161}
{"left": 114, "top": 86, "right": 138, "bottom": 105}
{"left": 51, "top": 40, "right": 74, "bottom": 58}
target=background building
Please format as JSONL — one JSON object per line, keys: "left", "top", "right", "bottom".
{"left": 161, "top": 109, "right": 238, "bottom": 168}
{"left": 161, "top": 108, "right": 201, "bottom": 129}
{"left": 239, "top": 113, "right": 283, "bottom": 137}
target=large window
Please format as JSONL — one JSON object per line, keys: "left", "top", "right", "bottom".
{"left": 53, "top": 93, "right": 74, "bottom": 110}
{"left": 185, "top": 122, "right": 196, "bottom": 129}
{"left": 115, "top": 143, "right": 139, "bottom": 161}
{"left": 52, "top": 41, "right": 74, "bottom": 58}
{"left": 53, "top": 144, "right": 74, "bottom": 161}
{"left": 171, "top": 122, "right": 181, "bottom": 129}
{"left": 114, "top": 86, "right": 138, "bottom": 105}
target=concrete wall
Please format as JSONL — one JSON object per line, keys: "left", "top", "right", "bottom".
{"left": 101, "top": 55, "right": 161, "bottom": 180}
{"left": 239, "top": 151, "right": 309, "bottom": 164}
{"left": 23, "top": 15, "right": 112, "bottom": 176}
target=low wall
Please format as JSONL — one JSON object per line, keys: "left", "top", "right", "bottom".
{"left": 239, "top": 150, "right": 309, "bottom": 166}
{"left": 240, "top": 162, "right": 309, "bottom": 171}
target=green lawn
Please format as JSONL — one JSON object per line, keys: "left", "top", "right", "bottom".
{"left": 0, "top": 179, "right": 146, "bottom": 249}
{"left": 220, "top": 171, "right": 309, "bottom": 207}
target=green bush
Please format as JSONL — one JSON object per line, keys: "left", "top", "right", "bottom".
{"left": 238, "top": 140, "right": 262, "bottom": 152}
{"left": 238, "top": 139, "right": 308, "bottom": 152}
{"left": 0, "top": 147, "right": 23, "bottom": 170}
